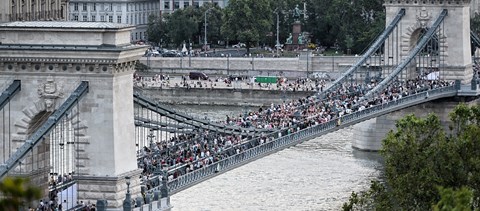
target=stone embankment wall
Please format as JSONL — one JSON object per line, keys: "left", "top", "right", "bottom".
{"left": 139, "top": 87, "right": 316, "bottom": 106}
{"left": 139, "top": 55, "right": 367, "bottom": 78}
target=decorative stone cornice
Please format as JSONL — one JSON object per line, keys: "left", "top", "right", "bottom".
{"left": 0, "top": 57, "right": 118, "bottom": 65}
{"left": 384, "top": 0, "right": 471, "bottom": 6}
{"left": 0, "top": 58, "right": 138, "bottom": 75}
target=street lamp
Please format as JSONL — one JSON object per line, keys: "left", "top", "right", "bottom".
{"left": 147, "top": 129, "right": 155, "bottom": 150}
{"left": 274, "top": 9, "right": 280, "bottom": 56}
{"left": 123, "top": 176, "right": 132, "bottom": 211}
{"left": 204, "top": 7, "right": 214, "bottom": 53}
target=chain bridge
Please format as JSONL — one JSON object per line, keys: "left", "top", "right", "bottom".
{"left": 0, "top": 1, "right": 480, "bottom": 210}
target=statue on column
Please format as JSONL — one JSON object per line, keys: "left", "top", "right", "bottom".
{"left": 293, "top": 5, "right": 301, "bottom": 21}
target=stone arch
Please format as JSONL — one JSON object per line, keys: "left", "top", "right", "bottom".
{"left": 401, "top": 19, "right": 448, "bottom": 62}
{"left": 399, "top": 19, "right": 448, "bottom": 78}
{"left": 12, "top": 97, "right": 90, "bottom": 178}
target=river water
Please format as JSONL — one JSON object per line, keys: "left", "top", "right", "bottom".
{"left": 169, "top": 105, "right": 383, "bottom": 211}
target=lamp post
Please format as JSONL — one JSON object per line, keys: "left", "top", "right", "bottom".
{"left": 123, "top": 176, "right": 132, "bottom": 211}
{"left": 147, "top": 129, "right": 155, "bottom": 150}
{"left": 274, "top": 9, "right": 280, "bottom": 56}
{"left": 189, "top": 41, "right": 192, "bottom": 67}
{"left": 204, "top": 7, "right": 213, "bottom": 53}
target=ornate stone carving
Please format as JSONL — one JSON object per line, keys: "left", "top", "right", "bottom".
{"left": 37, "top": 76, "right": 64, "bottom": 112}
{"left": 417, "top": 7, "right": 431, "bottom": 28}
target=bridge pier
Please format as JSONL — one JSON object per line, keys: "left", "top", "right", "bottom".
{"left": 353, "top": 98, "right": 479, "bottom": 151}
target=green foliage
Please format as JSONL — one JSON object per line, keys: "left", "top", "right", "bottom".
{"left": 344, "top": 104, "right": 480, "bottom": 210}
{"left": 0, "top": 177, "right": 41, "bottom": 211}
{"left": 304, "top": 0, "right": 384, "bottom": 53}
{"left": 146, "top": 14, "right": 167, "bottom": 46}
{"left": 221, "top": 0, "right": 273, "bottom": 52}
{"left": 164, "top": 9, "right": 198, "bottom": 47}
{"left": 433, "top": 187, "right": 474, "bottom": 211}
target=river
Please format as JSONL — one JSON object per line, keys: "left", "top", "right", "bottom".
{"left": 168, "top": 105, "right": 383, "bottom": 211}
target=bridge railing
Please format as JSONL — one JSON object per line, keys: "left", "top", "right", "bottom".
{"left": 156, "top": 85, "right": 457, "bottom": 194}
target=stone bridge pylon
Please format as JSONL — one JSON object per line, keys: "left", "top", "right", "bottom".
{"left": 354, "top": 0, "right": 475, "bottom": 151}
{"left": 0, "top": 22, "right": 147, "bottom": 208}
{"left": 385, "top": 0, "right": 473, "bottom": 84}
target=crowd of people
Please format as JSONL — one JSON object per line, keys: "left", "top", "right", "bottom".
{"left": 136, "top": 68, "right": 455, "bottom": 192}
{"left": 133, "top": 73, "right": 327, "bottom": 92}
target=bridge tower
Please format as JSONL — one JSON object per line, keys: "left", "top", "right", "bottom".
{"left": 354, "top": 0, "right": 474, "bottom": 151}
{"left": 385, "top": 0, "right": 473, "bottom": 83}
{"left": 0, "top": 22, "right": 147, "bottom": 208}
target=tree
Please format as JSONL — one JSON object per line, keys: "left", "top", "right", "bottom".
{"left": 221, "top": 0, "right": 273, "bottom": 53}
{"left": 164, "top": 9, "right": 198, "bottom": 48}
{"left": 304, "top": 0, "right": 384, "bottom": 53}
{"left": 0, "top": 177, "right": 41, "bottom": 211}
{"left": 146, "top": 14, "right": 167, "bottom": 47}
{"left": 343, "top": 104, "right": 480, "bottom": 210}
{"left": 433, "top": 187, "right": 474, "bottom": 211}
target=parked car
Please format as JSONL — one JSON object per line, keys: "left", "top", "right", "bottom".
{"left": 228, "top": 75, "right": 244, "bottom": 81}
{"left": 189, "top": 72, "right": 209, "bottom": 80}
{"left": 146, "top": 50, "right": 161, "bottom": 57}
{"left": 162, "top": 51, "right": 179, "bottom": 57}
{"left": 309, "top": 72, "right": 334, "bottom": 81}
{"left": 232, "top": 43, "right": 246, "bottom": 48}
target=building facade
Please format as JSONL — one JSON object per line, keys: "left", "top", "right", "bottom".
{"left": 68, "top": 0, "right": 161, "bottom": 42}
{"left": 68, "top": 0, "right": 228, "bottom": 42}
{"left": 159, "top": 0, "right": 228, "bottom": 14}
{"left": 0, "top": 0, "right": 68, "bottom": 23}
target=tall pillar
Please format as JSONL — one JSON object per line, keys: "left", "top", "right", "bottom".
{"left": 385, "top": 0, "right": 473, "bottom": 84}
{"left": 0, "top": 21, "right": 148, "bottom": 208}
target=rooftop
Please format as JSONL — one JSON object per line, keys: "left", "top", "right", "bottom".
{"left": 0, "top": 21, "right": 133, "bottom": 29}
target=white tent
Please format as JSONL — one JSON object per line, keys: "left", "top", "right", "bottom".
{"left": 181, "top": 43, "right": 188, "bottom": 54}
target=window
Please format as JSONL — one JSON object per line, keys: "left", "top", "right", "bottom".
{"left": 193, "top": 2, "right": 199, "bottom": 8}
{"left": 174, "top": 2, "right": 179, "bottom": 9}
{"left": 117, "top": 15, "right": 121, "bottom": 23}
{"left": 100, "top": 15, "right": 105, "bottom": 22}
{"left": 164, "top": 2, "right": 169, "bottom": 9}
{"left": 108, "top": 15, "right": 113, "bottom": 22}
{"left": 74, "top": 3, "right": 78, "bottom": 11}
{"left": 109, "top": 3, "right": 113, "bottom": 11}
{"left": 73, "top": 15, "right": 78, "bottom": 21}
{"left": 140, "top": 32, "right": 142, "bottom": 40}
{"left": 92, "top": 15, "right": 96, "bottom": 21}
{"left": 126, "top": 15, "right": 129, "bottom": 24}
{"left": 83, "top": 15, "right": 87, "bottom": 21}
{"left": 93, "top": 3, "right": 96, "bottom": 11}
{"left": 82, "top": 3, "right": 87, "bottom": 11}
{"left": 135, "top": 32, "right": 138, "bottom": 40}
{"left": 184, "top": 2, "right": 189, "bottom": 8}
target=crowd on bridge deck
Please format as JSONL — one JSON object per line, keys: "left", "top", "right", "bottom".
{"left": 133, "top": 73, "right": 327, "bottom": 92}
{"left": 137, "top": 72, "right": 454, "bottom": 190}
